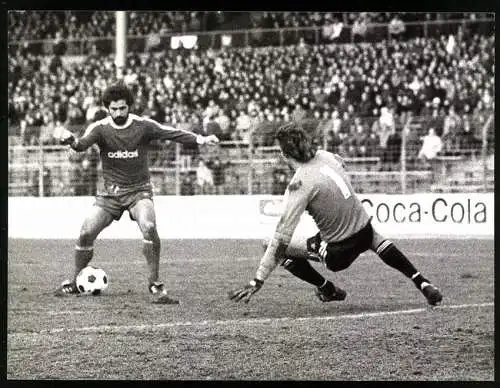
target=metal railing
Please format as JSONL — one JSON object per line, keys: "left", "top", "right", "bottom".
{"left": 8, "top": 113, "right": 495, "bottom": 197}
{"left": 8, "top": 18, "right": 495, "bottom": 56}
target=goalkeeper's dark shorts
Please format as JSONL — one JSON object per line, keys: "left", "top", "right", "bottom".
{"left": 95, "top": 189, "right": 154, "bottom": 221}
{"left": 307, "top": 221, "right": 374, "bottom": 272}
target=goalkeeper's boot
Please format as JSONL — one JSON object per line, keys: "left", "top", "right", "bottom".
{"left": 54, "top": 279, "right": 80, "bottom": 297}
{"left": 149, "top": 281, "right": 179, "bottom": 305}
{"left": 420, "top": 282, "right": 443, "bottom": 306}
{"left": 315, "top": 280, "right": 347, "bottom": 302}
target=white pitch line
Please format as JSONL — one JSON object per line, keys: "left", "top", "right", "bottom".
{"left": 8, "top": 302, "right": 494, "bottom": 336}
{"left": 7, "top": 251, "right": 494, "bottom": 267}
{"left": 47, "top": 311, "right": 86, "bottom": 315}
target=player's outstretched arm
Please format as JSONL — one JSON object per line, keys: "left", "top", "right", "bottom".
{"left": 53, "top": 122, "right": 100, "bottom": 152}
{"left": 198, "top": 134, "right": 220, "bottom": 145}
{"left": 229, "top": 237, "right": 288, "bottom": 304}
{"left": 53, "top": 127, "right": 77, "bottom": 147}
{"left": 145, "top": 117, "right": 219, "bottom": 146}
{"left": 229, "top": 176, "right": 313, "bottom": 303}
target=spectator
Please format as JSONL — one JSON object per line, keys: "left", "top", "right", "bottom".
{"left": 457, "top": 120, "right": 482, "bottom": 156}
{"left": 377, "top": 107, "right": 394, "bottom": 150}
{"left": 351, "top": 123, "right": 367, "bottom": 156}
{"left": 93, "top": 109, "right": 108, "bottom": 122}
{"left": 123, "top": 68, "right": 138, "bottom": 87}
{"left": 441, "top": 121, "right": 461, "bottom": 156}
{"left": 204, "top": 111, "right": 223, "bottom": 138}
{"left": 389, "top": 14, "right": 406, "bottom": 40}
{"left": 214, "top": 109, "right": 230, "bottom": 134}
{"left": 272, "top": 168, "right": 288, "bottom": 195}
{"left": 382, "top": 127, "right": 402, "bottom": 169}
{"left": 404, "top": 126, "right": 422, "bottom": 169}
{"left": 207, "top": 156, "right": 231, "bottom": 195}
{"left": 352, "top": 14, "right": 368, "bottom": 42}
{"left": 196, "top": 158, "right": 214, "bottom": 194}
{"left": 65, "top": 99, "right": 86, "bottom": 126}
{"left": 418, "top": 128, "right": 443, "bottom": 161}
{"left": 358, "top": 92, "right": 373, "bottom": 117}
{"left": 180, "top": 172, "right": 196, "bottom": 195}
{"left": 325, "top": 126, "right": 343, "bottom": 154}
{"left": 235, "top": 109, "right": 251, "bottom": 144}
{"left": 20, "top": 119, "right": 37, "bottom": 146}
{"left": 39, "top": 113, "right": 56, "bottom": 145}
{"left": 365, "top": 127, "right": 381, "bottom": 158}
{"left": 443, "top": 105, "right": 461, "bottom": 136}
{"left": 84, "top": 97, "right": 106, "bottom": 123}
{"left": 322, "top": 16, "right": 345, "bottom": 42}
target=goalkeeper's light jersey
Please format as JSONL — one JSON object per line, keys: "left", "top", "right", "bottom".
{"left": 74, "top": 114, "right": 199, "bottom": 196}
{"left": 274, "top": 150, "right": 371, "bottom": 244}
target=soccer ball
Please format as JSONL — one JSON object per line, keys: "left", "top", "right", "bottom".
{"left": 76, "top": 266, "right": 109, "bottom": 295}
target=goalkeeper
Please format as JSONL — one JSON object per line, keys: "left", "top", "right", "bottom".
{"left": 230, "top": 122, "right": 443, "bottom": 306}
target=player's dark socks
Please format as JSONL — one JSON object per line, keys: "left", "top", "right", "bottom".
{"left": 143, "top": 238, "right": 161, "bottom": 284}
{"left": 410, "top": 272, "right": 430, "bottom": 290}
{"left": 73, "top": 245, "right": 94, "bottom": 281}
{"left": 376, "top": 240, "right": 424, "bottom": 286}
{"left": 282, "top": 257, "right": 326, "bottom": 287}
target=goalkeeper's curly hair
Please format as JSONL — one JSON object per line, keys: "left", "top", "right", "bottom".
{"left": 102, "top": 82, "right": 134, "bottom": 108}
{"left": 275, "top": 121, "right": 317, "bottom": 163}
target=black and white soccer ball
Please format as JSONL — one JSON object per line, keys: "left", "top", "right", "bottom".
{"left": 76, "top": 265, "right": 109, "bottom": 295}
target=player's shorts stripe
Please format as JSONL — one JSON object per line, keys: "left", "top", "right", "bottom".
{"left": 75, "top": 245, "right": 94, "bottom": 251}
{"left": 143, "top": 239, "right": 154, "bottom": 244}
{"left": 376, "top": 240, "right": 393, "bottom": 255}
{"left": 318, "top": 241, "right": 328, "bottom": 259}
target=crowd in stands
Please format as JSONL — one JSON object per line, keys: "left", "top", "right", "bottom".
{"left": 8, "top": 12, "right": 495, "bottom": 196}
{"left": 8, "top": 11, "right": 221, "bottom": 41}
{"left": 9, "top": 32, "right": 494, "bottom": 158}
{"left": 9, "top": 11, "right": 493, "bottom": 42}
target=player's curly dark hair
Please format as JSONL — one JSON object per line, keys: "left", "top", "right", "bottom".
{"left": 275, "top": 121, "right": 317, "bottom": 163}
{"left": 102, "top": 82, "right": 134, "bottom": 108}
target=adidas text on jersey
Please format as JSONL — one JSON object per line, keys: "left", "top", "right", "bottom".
{"left": 107, "top": 150, "right": 139, "bottom": 159}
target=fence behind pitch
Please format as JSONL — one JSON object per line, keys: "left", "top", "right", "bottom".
{"left": 8, "top": 114, "right": 495, "bottom": 197}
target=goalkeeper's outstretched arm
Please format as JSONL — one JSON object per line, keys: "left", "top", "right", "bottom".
{"left": 255, "top": 237, "right": 289, "bottom": 282}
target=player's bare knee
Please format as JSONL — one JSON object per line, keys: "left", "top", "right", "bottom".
{"left": 141, "top": 221, "right": 158, "bottom": 241}
{"left": 78, "top": 227, "right": 96, "bottom": 246}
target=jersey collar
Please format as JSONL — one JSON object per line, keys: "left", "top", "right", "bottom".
{"left": 107, "top": 115, "right": 134, "bottom": 129}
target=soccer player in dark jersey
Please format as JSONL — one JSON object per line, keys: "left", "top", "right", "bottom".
{"left": 230, "top": 122, "right": 443, "bottom": 306}
{"left": 53, "top": 82, "right": 219, "bottom": 303}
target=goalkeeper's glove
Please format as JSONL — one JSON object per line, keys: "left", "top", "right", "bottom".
{"left": 228, "top": 279, "right": 264, "bottom": 304}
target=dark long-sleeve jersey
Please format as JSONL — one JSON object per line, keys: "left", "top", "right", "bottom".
{"left": 72, "top": 113, "right": 202, "bottom": 196}
{"left": 274, "top": 150, "right": 370, "bottom": 244}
